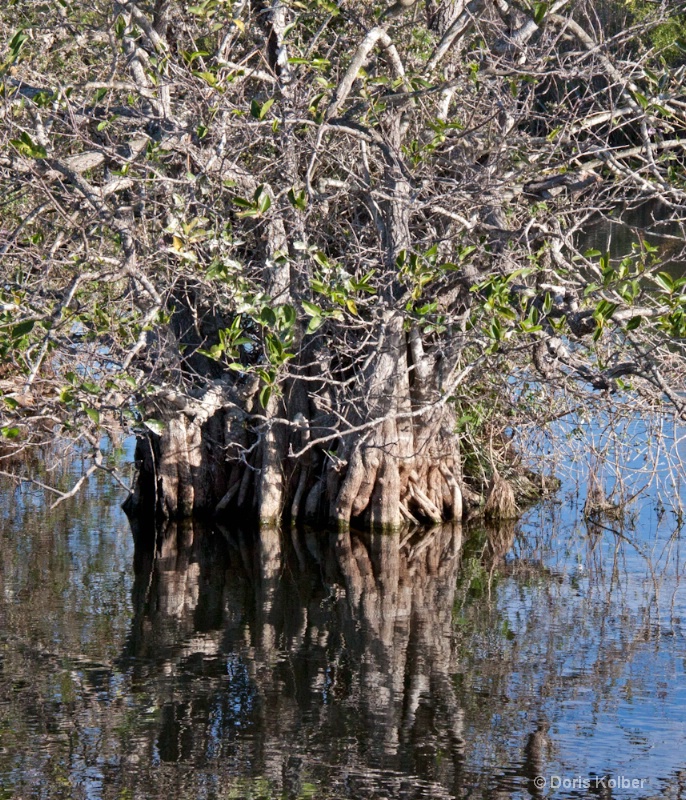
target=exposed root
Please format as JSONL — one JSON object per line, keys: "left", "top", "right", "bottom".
{"left": 408, "top": 478, "right": 443, "bottom": 524}
{"left": 125, "top": 323, "right": 529, "bottom": 531}
{"left": 484, "top": 471, "right": 517, "bottom": 521}
{"left": 290, "top": 413, "right": 311, "bottom": 522}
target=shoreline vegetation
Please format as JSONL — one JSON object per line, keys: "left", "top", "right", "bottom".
{"left": 1, "top": 0, "right": 685, "bottom": 532}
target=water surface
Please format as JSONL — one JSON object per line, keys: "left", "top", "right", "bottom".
{"left": 1, "top": 462, "right": 685, "bottom": 799}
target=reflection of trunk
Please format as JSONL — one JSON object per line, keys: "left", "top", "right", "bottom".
{"left": 335, "top": 524, "right": 466, "bottom": 762}
{"left": 121, "top": 520, "right": 472, "bottom": 792}
{"left": 122, "top": 518, "right": 227, "bottom": 666}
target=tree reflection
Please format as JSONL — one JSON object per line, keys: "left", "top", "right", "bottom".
{"left": 116, "top": 521, "right": 467, "bottom": 797}
{"left": 2, "top": 499, "right": 685, "bottom": 800}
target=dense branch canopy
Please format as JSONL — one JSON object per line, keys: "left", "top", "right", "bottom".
{"left": 1, "top": 0, "right": 685, "bottom": 523}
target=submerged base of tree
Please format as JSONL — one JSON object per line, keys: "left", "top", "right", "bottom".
{"left": 122, "top": 358, "right": 547, "bottom": 531}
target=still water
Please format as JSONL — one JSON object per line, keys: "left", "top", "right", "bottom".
{"left": 0, "top": 453, "right": 685, "bottom": 799}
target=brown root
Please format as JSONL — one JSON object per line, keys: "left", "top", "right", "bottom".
{"left": 483, "top": 471, "right": 517, "bottom": 521}
{"left": 124, "top": 320, "right": 503, "bottom": 531}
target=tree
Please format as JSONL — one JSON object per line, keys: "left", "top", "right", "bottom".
{"left": 1, "top": 0, "right": 685, "bottom": 528}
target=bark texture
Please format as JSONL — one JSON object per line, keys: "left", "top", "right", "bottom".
{"left": 125, "top": 321, "right": 467, "bottom": 530}
{"left": 124, "top": 1, "right": 469, "bottom": 531}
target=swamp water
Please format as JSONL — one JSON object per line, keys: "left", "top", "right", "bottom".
{"left": 0, "top": 449, "right": 685, "bottom": 800}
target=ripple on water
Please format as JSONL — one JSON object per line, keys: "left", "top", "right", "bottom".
{"left": 1, "top": 471, "right": 685, "bottom": 799}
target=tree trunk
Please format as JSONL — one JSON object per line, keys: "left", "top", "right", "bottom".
{"left": 427, "top": 0, "right": 468, "bottom": 35}
{"left": 125, "top": 313, "right": 466, "bottom": 530}
{"left": 125, "top": 16, "right": 468, "bottom": 531}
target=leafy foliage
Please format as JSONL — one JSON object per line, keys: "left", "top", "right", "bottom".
{"left": 1, "top": 0, "right": 686, "bottom": 506}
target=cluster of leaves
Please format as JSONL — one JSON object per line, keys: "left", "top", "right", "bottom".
{"left": 618, "top": 0, "right": 686, "bottom": 63}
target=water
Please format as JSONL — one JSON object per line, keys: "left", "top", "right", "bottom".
{"left": 1, "top": 452, "right": 685, "bottom": 799}
{"left": 578, "top": 204, "right": 686, "bottom": 276}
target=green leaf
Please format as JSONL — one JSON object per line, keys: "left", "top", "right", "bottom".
{"left": 458, "top": 245, "right": 478, "bottom": 261}
{"left": 259, "top": 385, "right": 272, "bottom": 408}
{"left": 313, "top": 0, "right": 340, "bottom": 15}
{"left": 255, "top": 187, "right": 271, "bottom": 214}
{"left": 8, "top": 30, "right": 28, "bottom": 60}
{"left": 251, "top": 97, "right": 275, "bottom": 119}
{"left": 259, "top": 97, "right": 274, "bottom": 119}
{"left": 533, "top": 2, "right": 548, "bottom": 25}
{"left": 643, "top": 68, "right": 659, "bottom": 86}
{"left": 193, "top": 70, "right": 218, "bottom": 87}
{"left": 288, "top": 187, "right": 308, "bottom": 211}
{"left": 350, "top": 272, "right": 376, "bottom": 294}
{"left": 3, "top": 396, "right": 19, "bottom": 410}
{"left": 143, "top": 418, "right": 166, "bottom": 436}
{"left": 281, "top": 304, "right": 296, "bottom": 327}
{"left": 59, "top": 387, "right": 74, "bottom": 403}
{"left": 260, "top": 306, "right": 277, "bottom": 327}
{"left": 84, "top": 407, "right": 100, "bottom": 424}
{"left": 307, "top": 315, "right": 323, "bottom": 334}
{"left": 301, "top": 300, "right": 322, "bottom": 316}
{"left": 652, "top": 104, "right": 672, "bottom": 118}
{"left": 10, "top": 132, "right": 46, "bottom": 159}
{"left": 631, "top": 89, "right": 649, "bottom": 110}
{"left": 625, "top": 316, "right": 642, "bottom": 331}
{"left": 489, "top": 318, "right": 502, "bottom": 342}
{"left": 313, "top": 251, "right": 330, "bottom": 269}
{"left": 197, "top": 346, "right": 222, "bottom": 360}
{"left": 654, "top": 272, "right": 674, "bottom": 293}
{"left": 181, "top": 50, "right": 210, "bottom": 64}
{"left": 114, "top": 15, "right": 126, "bottom": 38}
{"left": 594, "top": 300, "right": 619, "bottom": 322}
{"left": 1, "top": 426, "right": 21, "bottom": 439}
{"left": 11, "top": 319, "right": 34, "bottom": 338}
